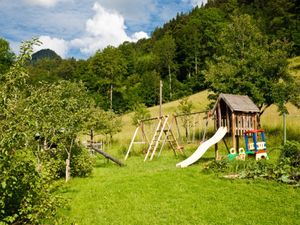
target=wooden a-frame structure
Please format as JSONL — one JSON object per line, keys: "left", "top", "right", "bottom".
{"left": 125, "top": 115, "right": 183, "bottom": 161}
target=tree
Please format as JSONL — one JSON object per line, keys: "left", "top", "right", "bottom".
{"left": 139, "top": 70, "right": 161, "bottom": 106}
{"left": 153, "top": 33, "right": 176, "bottom": 100}
{"left": 0, "top": 39, "right": 100, "bottom": 224}
{"left": 0, "top": 39, "right": 61, "bottom": 224}
{"left": 205, "top": 14, "right": 299, "bottom": 115}
{"left": 89, "top": 46, "right": 127, "bottom": 111}
{"left": 86, "top": 108, "right": 122, "bottom": 142}
{"left": 0, "top": 38, "right": 14, "bottom": 75}
{"left": 176, "top": 97, "right": 193, "bottom": 139}
{"left": 26, "top": 81, "right": 93, "bottom": 182}
{"left": 131, "top": 103, "right": 151, "bottom": 126}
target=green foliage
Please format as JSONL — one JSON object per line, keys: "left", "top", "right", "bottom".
{"left": 177, "top": 97, "right": 193, "bottom": 115}
{"left": 88, "top": 46, "right": 127, "bottom": 111}
{"left": 14, "top": 1, "right": 299, "bottom": 113}
{"left": 177, "top": 97, "right": 194, "bottom": 138}
{"left": 131, "top": 103, "right": 151, "bottom": 126}
{"left": 0, "top": 150, "right": 61, "bottom": 224}
{"left": 204, "top": 152, "right": 300, "bottom": 185}
{"left": 205, "top": 14, "right": 299, "bottom": 114}
{"left": 0, "top": 39, "right": 101, "bottom": 223}
{"left": 86, "top": 108, "right": 122, "bottom": 141}
{"left": 140, "top": 70, "right": 161, "bottom": 106}
{"left": 0, "top": 38, "right": 14, "bottom": 75}
{"left": 280, "top": 141, "right": 300, "bottom": 167}
{"left": 70, "top": 145, "right": 95, "bottom": 177}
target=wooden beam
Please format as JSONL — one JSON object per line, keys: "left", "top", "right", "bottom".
{"left": 232, "top": 113, "right": 236, "bottom": 151}
{"left": 217, "top": 102, "right": 222, "bottom": 128}
{"left": 174, "top": 110, "right": 207, "bottom": 118}
{"left": 125, "top": 126, "right": 139, "bottom": 160}
{"left": 226, "top": 105, "right": 230, "bottom": 130}
{"left": 92, "top": 146, "right": 124, "bottom": 166}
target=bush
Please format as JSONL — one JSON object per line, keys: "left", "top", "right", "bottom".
{"left": 0, "top": 149, "right": 60, "bottom": 224}
{"left": 71, "top": 145, "right": 95, "bottom": 177}
{"left": 203, "top": 155, "right": 300, "bottom": 185}
{"left": 280, "top": 141, "right": 300, "bottom": 167}
{"left": 203, "top": 159, "right": 230, "bottom": 173}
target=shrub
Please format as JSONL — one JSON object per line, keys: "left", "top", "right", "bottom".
{"left": 280, "top": 141, "right": 300, "bottom": 167}
{"left": 71, "top": 145, "right": 95, "bottom": 177}
{"left": 0, "top": 149, "right": 60, "bottom": 224}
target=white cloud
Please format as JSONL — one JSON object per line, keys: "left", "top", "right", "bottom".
{"left": 85, "top": 3, "right": 129, "bottom": 42}
{"left": 94, "top": 0, "right": 156, "bottom": 25}
{"left": 183, "top": 0, "right": 207, "bottom": 7}
{"left": 23, "top": 0, "right": 66, "bottom": 7}
{"left": 70, "top": 2, "right": 148, "bottom": 55}
{"left": 131, "top": 32, "right": 149, "bottom": 42}
{"left": 34, "top": 36, "right": 69, "bottom": 58}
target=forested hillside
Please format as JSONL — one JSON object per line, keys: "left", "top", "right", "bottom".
{"left": 3, "top": 0, "right": 300, "bottom": 113}
{"left": 1, "top": 1, "right": 300, "bottom": 224}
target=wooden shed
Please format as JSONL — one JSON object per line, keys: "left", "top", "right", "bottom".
{"left": 212, "top": 93, "right": 260, "bottom": 158}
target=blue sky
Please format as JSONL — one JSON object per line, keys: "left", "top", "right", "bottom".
{"left": 0, "top": 0, "right": 207, "bottom": 58}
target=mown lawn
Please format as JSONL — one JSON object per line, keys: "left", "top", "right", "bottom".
{"left": 56, "top": 84, "right": 300, "bottom": 225}
{"left": 54, "top": 151, "right": 300, "bottom": 225}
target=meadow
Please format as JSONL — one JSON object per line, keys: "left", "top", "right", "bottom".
{"left": 54, "top": 87, "right": 300, "bottom": 225}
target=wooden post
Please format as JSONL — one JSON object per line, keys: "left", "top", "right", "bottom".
{"left": 232, "top": 113, "right": 236, "bottom": 151}
{"left": 236, "top": 135, "right": 239, "bottom": 151}
{"left": 283, "top": 113, "right": 287, "bottom": 144}
{"left": 226, "top": 105, "right": 230, "bottom": 130}
{"left": 159, "top": 80, "right": 163, "bottom": 118}
{"left": 253, "top": 114, "right": 257, "bottom": 130}
{"left": 217, "top": 102, "right": 221, "bottom": 128}
{"left": 215, "top": 106, "right": 219, "bottom": 160}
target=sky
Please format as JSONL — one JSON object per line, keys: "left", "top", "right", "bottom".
{"left": 0, "top": 0, "right": 207, "bottom": 59}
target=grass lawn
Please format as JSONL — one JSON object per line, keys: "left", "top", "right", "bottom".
{"left": 55, "top": 93, "right": 300, "bottom": 224}
{"left": 56, "top": 62, "right": 300, "bottom": 225}
{"left": 54, "top": 150, "right": 300, "bottom": 225}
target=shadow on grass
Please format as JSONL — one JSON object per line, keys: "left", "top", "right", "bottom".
{"left": 58, "top": 186, "right": 80, "bottom": 194}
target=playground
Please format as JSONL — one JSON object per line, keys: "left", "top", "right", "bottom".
{"left": 54, "top": 91, "right": 300, "bottom": 225}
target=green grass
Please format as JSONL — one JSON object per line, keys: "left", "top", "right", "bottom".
{"left": 57, "top": 61, "right": 300, "bottom": 224}
{"left": 54, "top": 153, "right": 300, "bottom": 225}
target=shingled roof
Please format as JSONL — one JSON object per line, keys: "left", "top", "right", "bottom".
{"left": 213, "top": 93, "right": 260, "bottom": 113}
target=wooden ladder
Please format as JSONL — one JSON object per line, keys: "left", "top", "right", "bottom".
{"left": 157, "top": 118, "right": 183, "bottom": 158}
{"left": 144, "top": 115, "right": 169, "bottom": 161}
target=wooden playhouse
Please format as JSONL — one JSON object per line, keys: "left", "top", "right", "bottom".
{"left": 211, "top": 93, "right": 260, "bottom": 159}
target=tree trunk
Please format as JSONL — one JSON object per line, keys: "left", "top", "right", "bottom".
{"left": 65, "top": 152, "right": 71, "bottom": 182}
{"left": 65, "top": 139, "right": 74, "bottom": 182}
{"left": 195, "top": 55, "right": 198, "bottom": 75}
{"left": 110, "top": 84, "right": 113, "bottom": 112}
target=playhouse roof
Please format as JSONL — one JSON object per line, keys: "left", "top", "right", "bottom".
{"left": 213, "top": 93, "right": 260, "bottom": 113}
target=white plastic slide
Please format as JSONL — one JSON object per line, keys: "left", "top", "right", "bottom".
{"left": 176, "top": 127, "right": 227, "bottom": 168}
